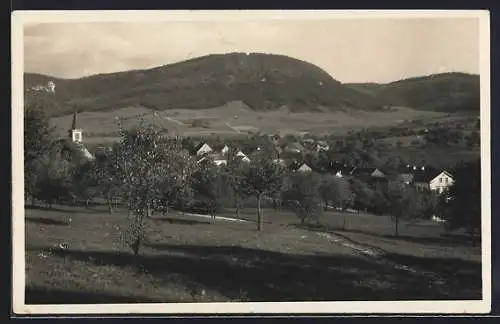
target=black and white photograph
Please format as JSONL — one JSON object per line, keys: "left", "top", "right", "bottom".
{"left": 12, "top": 10, "right": 491, "bottom": 314}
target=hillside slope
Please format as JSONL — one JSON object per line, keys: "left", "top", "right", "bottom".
{"left": 347, "top": 73, "right": 480, "bottom": 113}
{"left": 24, "top": 53, "right": 384, "bottom": 117}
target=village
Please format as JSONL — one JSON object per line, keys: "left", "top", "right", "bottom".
{"left": 58, "top": 108, "right": 460, "bottom": 226}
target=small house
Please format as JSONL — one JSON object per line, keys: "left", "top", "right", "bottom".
{"left": 316, "top": 141, "right": 330, "bottom": 152}
{"left": 294, "top": 163, "right": 313, "bottom": 173}
{"left": 413, "top": 169, "right": 454, "bottom": 194}
{"left": 350, "top": 167, "right": 385, "bottom": 179}
{"left": 195, "top": 143, "right": 213, "bottom": 156}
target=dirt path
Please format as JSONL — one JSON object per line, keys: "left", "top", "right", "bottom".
{"left": 316, "top": 232, "right": 449, "bottom": 293}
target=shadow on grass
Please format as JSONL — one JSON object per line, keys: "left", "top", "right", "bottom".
{"left": 150, "top": 216, "right": 211, "bottom": 226}
{"left": 383, "top": 253, "right": 482, "bottom": 289}
{"left": 25, "top": 204, "right": 111, "bottom": 215}
{"left": 25, "top": 205, "right": 75, "bottom": 213}
{"left": 295, "top": 223, "right": 480, "bottom": 247}
{"left": 380, "top": 233, "right": 480, "bottom": 247}
{"left": 31, "top": 243, "right": 482, "bottom": 304}
{"left": 25, "top": 286, "right": 166, "bottom": 304}
{"left": 25, "top": 217, "right": 69, "bottom": 226}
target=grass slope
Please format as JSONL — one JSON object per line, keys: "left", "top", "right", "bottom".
{"left": 25, "top": 204, "right": 481, "bottom": 304}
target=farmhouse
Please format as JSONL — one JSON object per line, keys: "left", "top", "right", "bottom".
{"left": 272, "top": 158, "right": 286, "bottom": 167}
{"left": 315, "top": 141, "right": 330, "bottom": 152}
{"left": 291, "top": 162, "right": 313, "bottom": 173}
{"left": 349, "top": 167, "right": 385, "bottom": 179}
{"left": 413, "top": 169, "right": 454, "bottom": 194}
{"left": 195, "top": 143, "right": 213, "bottom": 156}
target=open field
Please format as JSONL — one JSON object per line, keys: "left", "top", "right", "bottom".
{"left": 24, "top": 204, "right": 482, "bottom": 304}
{"left": 49, "top": 102, "right": 451, "bottom": 142}
{"left": 380, "top": 146, "right": 480, "bottom": 168}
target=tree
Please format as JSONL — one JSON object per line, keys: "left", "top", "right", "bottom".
{"left": 71, "top": 161, "right": 99, "bottom": 208}
{"left": 241, "top": 151, "right": 285, "bottom": 231}
{"left": 318, "top": 175, "right": 355, "bottom": 229}
{"left": 283, "top": 171, "right": 323, "bottom": 225}
{"left": 116, "top": 122, "right": 195, "bottom": 256}
{"left": 385, "top": 182, "right": 420, "bottom": 236}
{"left": 319, "top": 174, "right": 353, "bottom": 211}
{"left": 90, "top": 146, "right": 122, "bottom": 213}
{"left": 466, "top": 131, "right": 480, "bottom": 148}
{"left": 439, "top": 159, "right": 481, "bottom": 246}
{"left": 35, "top": 152, "right": 75, "bottom": 208}
{"left": 226, "top": 148, "right": 250, "bottom": 218}
{"left": 191, "top": 164, "right": 232, "bottom": 221}
{"left": 415, "top": 190, "right": 438, "bottom": 220}
{"left": 158, "top": 139, "right": 198, "bottom": 214}
{"left": 350, "top": 178, "right": 375, "bottom": 212}
{"left": 24, "top": 101, "right": 54, "bottom": 206}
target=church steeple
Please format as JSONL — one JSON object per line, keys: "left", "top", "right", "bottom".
{"left": 71, "top": 109, "right": 77, "bottom": 130}
{"left": 69, "top": 108, "right": 83, "bottom": 143}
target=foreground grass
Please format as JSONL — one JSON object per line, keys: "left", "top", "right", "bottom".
{"left": 24, "top": 205, "right": 482, "bottom": 304}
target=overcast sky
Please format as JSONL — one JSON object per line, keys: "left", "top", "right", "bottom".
{"left": 23, "top": 18, "right": 479, "bottom": 83}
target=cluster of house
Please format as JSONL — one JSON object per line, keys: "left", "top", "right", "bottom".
{"left": 190, "top": 142, "right": 455, "bottom": 196}
{"left": 63, "top": 105, "right": 454, "bottom": 199}
{"left": 193, "top": 142, "right": 251, "bottom": 166}
{"left": 294, "top": 162, "right": 455, "bottom": 195}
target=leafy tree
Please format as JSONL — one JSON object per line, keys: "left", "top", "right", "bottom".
{"left": 24, "top": 101, "right": 54, "bottom": 205}
{"left": 415, "top": 190, "right": 439, "bottom": 220}
{"left": 71, "top": 161, "right": 99, "bottom": 208}
{"left": 283, "top": 171, "right": 323, "bottom": 225}
{"left": 466, "top": 131, "right": 480, "bottom": 148}
{"left": 371, "top": 188, "right": 390, "bottom": 216}
{"left": 192, "top": 164, "right": 231, "bottom": 221}
{"left": 116, "top": 122, "right": 195, "bottom": 256}
{"left": 241, "top": 151, "right": 285, "bottom": 231}
{"left": 382, "top": 155, "right": 407, "bottom": 174}
{"left": 35, "top": 152, "right": 75, "bottom": 208}
{"left": 158, "top": 140, "right": 198, "bottom": 213}
{"left": 350, "top": 178, "right": 375, "bottom": 212}
{"left": 319, "top": 174, "right": 354, "bottom": 211}
{"left": 226, "top": 148, "right": 250, "bottom": 218}
{"left": 385, "top": 182, "right": 420, "bottom": 236}
{"left": 439, "top": 159, "right": 481, "bottom": 245}
{"left": 90, "top": 146, "right": 122, "bottom": 213}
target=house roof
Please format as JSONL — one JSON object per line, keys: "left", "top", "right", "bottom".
{"left": 413, "top": 169, "right": 450, "bottom": 183}
{"left": 349, "top": 167, "right": 384, "bottom": 177}
{"left": 53, "top": 138, "right": 95, "bottom": 161}
{"left": 387, "top": 172, "right": 414, "bottom": 183}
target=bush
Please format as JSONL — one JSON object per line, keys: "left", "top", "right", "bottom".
{"left": 191, "top": 119, "right": 211, "bottom": 129}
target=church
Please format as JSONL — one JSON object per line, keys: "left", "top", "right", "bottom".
{"left": 54, "top": 110, "right": 95, "bottom": 162}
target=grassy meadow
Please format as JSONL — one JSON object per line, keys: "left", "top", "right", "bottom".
{"left": 50, "top": 102, "right": 450, "bottom": 142}
{"left": 24, "top": 203, "right": 482, "bottom": 304}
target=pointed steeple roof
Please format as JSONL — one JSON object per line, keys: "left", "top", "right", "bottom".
{"left": 71, "top": 109, "right": 77, "bottom": 130}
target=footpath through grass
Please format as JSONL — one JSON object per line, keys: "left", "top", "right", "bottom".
{"left": 24, "top": 204, "right": 482, "bottom": 304}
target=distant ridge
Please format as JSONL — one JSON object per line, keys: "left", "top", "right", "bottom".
{"left": 346, "top": 72, "right": 479, "bottom": 113}
{"left": 24, "top": 52, "right": 479, "bottom": 117}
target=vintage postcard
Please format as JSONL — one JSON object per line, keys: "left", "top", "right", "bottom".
{"left": 12, "top": 10, "right": 491, "bottom": 315}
